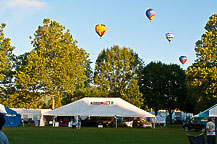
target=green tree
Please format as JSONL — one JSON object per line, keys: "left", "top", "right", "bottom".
{"left": 5, "top": 52, "right": 35, "bottom": 108}
{"left": 139, "top": 61, "right": 165, "bottom": 115}
{"left": 0, "top": 55, "right": 16, "bottom": 106}
{"left": 162, "top": 64, "right": 187, "bottom": 123}
{"left": 140, "top": 62, "right": 187, "bottom": 123}
{"left": 61, "top": 59, "right": 93, "bottom": 105}
{"left": 186, "top": 14, "right": 217, "bottom": 113}
{"left": 93, "top": 45, "right": 143, "bottom": 107}
{"left": 0, "top": 23, "right": 15, "bottom": 105}
{"left": 84, "top": 60, "right": 93, "bottom": 87}
{"left": 15, "top": 18, "right": 89, "bottom": 109}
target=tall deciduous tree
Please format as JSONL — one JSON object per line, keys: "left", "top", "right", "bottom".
{"left": 0, "top": 23, "right": 15, "bottom": 105}
{"left": 186, "top": 14, "right": 217, "bottom": 113}
{"left": 15, "top": 18, "right": 89, "bottom": 109}
{"left": 140, "top": 61, "right": 187, "bottom": 123}
{"left": 139, "top": 62, "right": 165, "bottom": 114}
{"left": 61, "top": 59, "right": 93, "bottom": 105}
{"left": 162, "top": 64, "right": 187, "bottom": 123}
{"left": 93, "top": 45, "right": 143, "bottom": 107}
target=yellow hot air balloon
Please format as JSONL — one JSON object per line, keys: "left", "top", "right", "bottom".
{"left": 95, "top": 24, "right": 107, "bottom": 39}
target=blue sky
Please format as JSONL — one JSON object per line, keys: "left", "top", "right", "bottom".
{"left": 0, "top": 0, "right": 216, "bottom": 70}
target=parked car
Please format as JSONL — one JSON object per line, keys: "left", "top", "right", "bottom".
{"left": 82, "top": 117, "right": 115, "bottom": 127}
{"left": 174, "top": 117, "right": 183, "bottom": 124}
{"left": 131, "top": 118, "right": 152, "bottom": 128}
{"left": 183, "top": 117, "right": 208, "bottom": 132}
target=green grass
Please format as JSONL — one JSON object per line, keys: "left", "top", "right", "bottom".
{"left": 3, "top": 125, "right": 202, "bottom": 144}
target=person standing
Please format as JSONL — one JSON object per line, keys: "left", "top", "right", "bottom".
{"left": 206, "top": 117, "right": 216, "bottom": 144}
{"left": 0, "top": 113, "right": 9, "bottom": 144}
{"left": 77, "top": 115, "right": 81, "bottom": 130}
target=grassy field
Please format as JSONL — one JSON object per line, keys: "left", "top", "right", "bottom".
{"left": 3, "top": 125, "right": 202, "bottom": 144}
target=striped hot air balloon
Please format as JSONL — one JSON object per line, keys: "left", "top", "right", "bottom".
{"left": 166, "top": 32, "right": 175, "bottom": 43}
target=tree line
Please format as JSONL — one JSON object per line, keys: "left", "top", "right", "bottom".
{"left": 0, "top": 14, "right": 217, "bottom": 120}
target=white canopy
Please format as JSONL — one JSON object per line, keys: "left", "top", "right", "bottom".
{"left": 197, "top": 104, "right": 217, "bottom": 117}
{"left": 43, "top": 97, "right": 155, "bottom": 118}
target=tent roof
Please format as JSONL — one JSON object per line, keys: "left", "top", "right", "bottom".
{"left": 0, "top": 104, "right": 18, "bottom": 115}
{"left": 198, "top": 104, "right": 217, "bottom": 117}
{"left": 44, "top": 97, "right": 155, "bottom": 117}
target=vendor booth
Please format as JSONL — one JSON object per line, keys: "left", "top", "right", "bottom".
{"left": 41, "top": 97, "right": 155, "bottom": 127}
{"left": 196, "top": 104, "right": 217, "bottom": 135}
{"left": 0, "top": 104, "right": 21, "bottom": 127}
{"left": 11, "top": 108, "right": 51, "bottom": 124}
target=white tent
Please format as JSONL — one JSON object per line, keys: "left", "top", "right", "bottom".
{"left": 0, "top": 104, "right": 7, "bottom": 113}
{"left": 43, "top": 97, "right": 154, "bottom": 117}
{"left": 11, "top": 108, "right": 51, "bottom": 121}
{"left": 41, "top": 97, "right": 155, "bottom": 126}
{"left": 197, "top": 104, "right": 217, "bottom": 117}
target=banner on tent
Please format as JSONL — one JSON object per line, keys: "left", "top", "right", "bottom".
{"left": 5, "top": 114, "right": 17, "bottom": 117}
{"left": 90, "top": 101, "right": 114, "bottom": 105}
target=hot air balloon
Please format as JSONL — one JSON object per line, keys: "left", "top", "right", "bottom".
{"left": 179, "top": 56, "right": 187, "bottom": 64}
{"left": 166, "top": 32, "right": 175, "bottom": 43}
{"left": 95, "top": 24, "right": 107, "bottom": 39}
{"left": 145, "top": 8, "right": 156, "bottom": 22}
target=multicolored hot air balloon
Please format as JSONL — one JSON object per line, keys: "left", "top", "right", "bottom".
{"left": 179, "top": 56, "right": 187, "bottom": 64}
{"left": 145, "top": 9, "right": 156, "bottom": 21}
{"left": 166, "top": 32, "right": 175, "bottom": 43}
{"left": 95, "top": 24, "right": 107, "bottom": 39}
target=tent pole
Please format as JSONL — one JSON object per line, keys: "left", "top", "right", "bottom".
{"left": 53, "top": 116, "right": 56, "bottom": 127}
{"left": 153, "top": 117, "right": 156, "bottom": 129}
{"left": 22, "top": 118, "right": 24, "bottom": 127}
{"left": 115, "top": 115, "right": 117, "bottom": 128}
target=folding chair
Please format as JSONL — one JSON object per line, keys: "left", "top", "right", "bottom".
{"left": 187, "top": 133, "right": 205, "bottom": 144}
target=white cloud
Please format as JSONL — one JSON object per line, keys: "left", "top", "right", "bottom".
{"left": 1, "top": 0, "right": 47, "bottom": 16}
{"left": 4, "top": 0, "right": 47, "bottom": 9}
{"left": 0, "top": 0, "right": 48, "bottom": 22}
